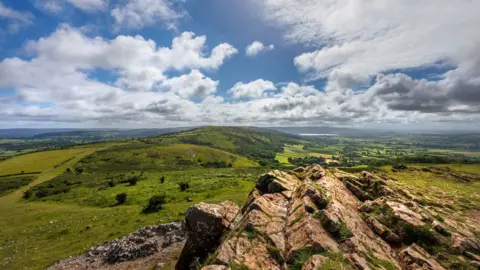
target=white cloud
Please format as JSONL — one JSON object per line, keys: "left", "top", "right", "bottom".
{"left": 261, "top": 0, "right": 480, "bottom": 82}
{"left": 159, "top": 70, "right": 218, "bottom": 99}
{"left": 35, "top": 0, "right": 107, "bottom": 13}
{"left": 68, "top": 0, "right": 107, "bottom": 12}
{"left": 245, "top": 41, "right": 274, "bottom": 57}
{"left": 0, "top": 1, "right": 34, "bottom": 33}
{"left": 111, "top": 0, "right": 185, "bottom": 30}
{"left": 229, "top": 79, "right": 276, "bottom": 99}
{"left": 23, "top": 25, "right": 237, "bottom": 91}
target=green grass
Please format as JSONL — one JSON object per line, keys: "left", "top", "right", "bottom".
{"left": 381, "top": 165, "right": 480, "bottom": 210}
{"left": 0, "top": 148, "right": 95, "bottom": 176}
{"left": 0, "top": 144, "right": 125, "bottom": 269}
{"left": 26, "top": 167, "right": 266, "bottom": 208}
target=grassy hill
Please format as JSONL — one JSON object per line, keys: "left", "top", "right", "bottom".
{"left": 148, "top": 126, "right": 299, "bottom": 164}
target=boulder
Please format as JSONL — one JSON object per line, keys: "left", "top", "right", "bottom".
{"left": 176, "top": 201, "right": 239, "bottom": 270}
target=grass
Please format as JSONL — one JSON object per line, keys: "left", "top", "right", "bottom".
{"left": 0, "top": 148, "right": 95, "bottom": 176}
{"left": 380, "top": 165, "right": 480, "bottom": 211}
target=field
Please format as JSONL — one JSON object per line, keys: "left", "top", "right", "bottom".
{"left": 0, "top": 148, "right": 94, "bottom": 176}
{"left": 275, "top": 144, "right": 332, "bottom": 165}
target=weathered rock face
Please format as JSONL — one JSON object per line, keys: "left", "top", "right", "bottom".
{"left": 177, "top": 165, "right": 480, "bottom": 270}
{"left": 48, "top": 222, "right": 186, "bottom": 270}
{"left": 175, "top": 201, "right": 239, "bottom": 270}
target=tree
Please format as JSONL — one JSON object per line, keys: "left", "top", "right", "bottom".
{"left": 115, "top": 193, "right": 127, "bottom": 204}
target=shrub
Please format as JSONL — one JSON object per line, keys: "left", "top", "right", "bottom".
{"left": 128, "top": 176, "right": 138, "bottom": 186}
{"left": 115, "top": 193, "right": 127, "bottom": 205}
{"left": 107, "top": 180, "right": 116, "bottom": 187}
{"left": 143, "top": 195, "right": 167, "bottom": 213}
{"left": 65, "top": 168, "right": 72, "bottom": 173}
{"left": 160, "top": 176, "right": 165, "bottom": 184}
{"left": 178, "top": 181, "right": 190, "bottom": 191}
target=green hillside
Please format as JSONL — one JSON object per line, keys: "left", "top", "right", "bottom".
{"left": 149, "top": 126, "right": 299, "bottom": 164}
{"left": 76, "top": 143, "right": 258, "bottom": 172}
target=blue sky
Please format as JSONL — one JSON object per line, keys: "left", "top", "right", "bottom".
{"left": 0, "top": 0, "right": 479, "bottom": 129}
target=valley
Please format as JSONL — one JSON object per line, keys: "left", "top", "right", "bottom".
{"left": 0, "top": 126, "right": 479, "bottom": 269}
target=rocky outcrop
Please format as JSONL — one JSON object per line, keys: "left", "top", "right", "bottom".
{"left": 176, "top": 201, "right": 239, "bottom": 270}
{"left": 176, "top": 165, "right": 480, "bottom": 270}
{"left": 49, "top": 222, "right": 185, "bottom": 270}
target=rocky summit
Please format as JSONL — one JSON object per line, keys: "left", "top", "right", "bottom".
{"left": 176, "top": 165, "right": 480, "bottom": 270}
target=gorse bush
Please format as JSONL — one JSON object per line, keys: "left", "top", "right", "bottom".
{"left": 143, "top": 195, "right": 167, "bottom": 213}
{"left": 160, "top": 176, "right": 165, "bottom": 183}
{"left": 115, "top": 193, "right": 127, "bottom": 205}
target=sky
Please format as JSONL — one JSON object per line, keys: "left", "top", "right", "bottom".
{"left": 0, "top": 0, "right": 479, "bottom": 130}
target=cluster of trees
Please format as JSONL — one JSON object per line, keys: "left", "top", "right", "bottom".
{"left": 288, "top": 156, "right": 326, "bottom": 166}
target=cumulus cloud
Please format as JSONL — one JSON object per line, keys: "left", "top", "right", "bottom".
{"left": 229, "top": 79, "right": 276, "bottom": 99}
{"left": 111, "top": 0, "right": 185, "bottom": 30}
{"left": 246, "top": 41, "right": 274, "bottom": 57}
{"left": 0, "top": 1, "right": 34, "bottom": 33}
{"left": 0, "top": 25, "right": 239, "bottom": 125}
{"left": 35, "top": 0, "right": 107, "bottom": 13}
{"left": 22, "top": 25, "right": 237, "bottom": 91}
{"left": 159, "top": 70, "right": 218, "bottom": 99}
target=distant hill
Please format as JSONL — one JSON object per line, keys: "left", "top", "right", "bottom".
{"left": 149, "top": 126, "right": 300, "bottom": 165}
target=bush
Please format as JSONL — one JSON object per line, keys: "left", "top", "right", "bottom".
{"left": 143, "top": 195, "right": 167, "bottom": 213}
{"left": 128, "top": 176, "right": 138, "bottom": 186}
{"left": 107, "top": 180, "right": 116, "bottom": 187}
{"left": 160, "top": 176, "right": 165, "bottom": 184}
{"left": 178, "top": 181, "right": 190, "bottom": 191}
{"left": 115, "top": 193, "right": 127, "bottom": 204}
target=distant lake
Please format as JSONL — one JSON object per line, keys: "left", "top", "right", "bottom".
{"left": 298, "top": 133, "right": 339, "bottom": 136}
